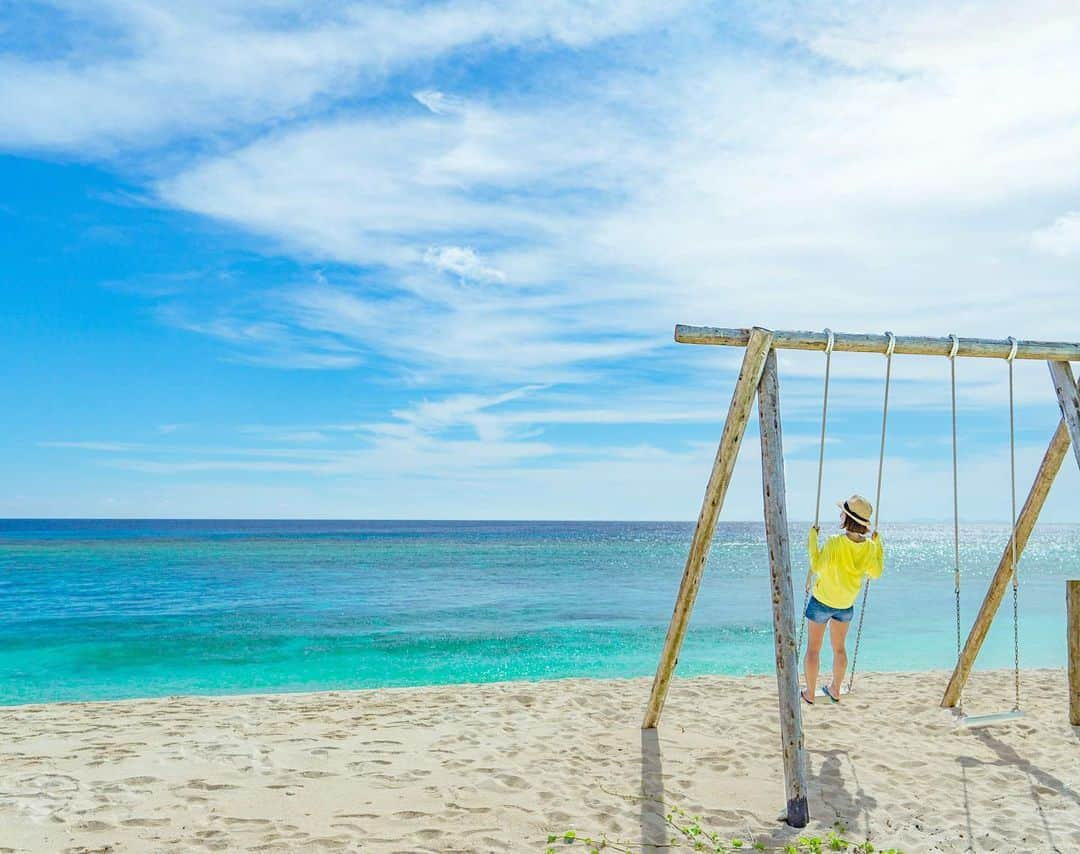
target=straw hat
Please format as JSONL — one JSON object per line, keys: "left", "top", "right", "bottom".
{"left": 837, "top": 494, "right": 873, "bottom": 527}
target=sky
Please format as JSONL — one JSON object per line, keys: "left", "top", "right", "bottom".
{"left": 1, "top": 0, "right": 1078, "bottom": 520}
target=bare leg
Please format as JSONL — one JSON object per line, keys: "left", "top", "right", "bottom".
{"left": 803, "top": 620, "right": 827, "bottom": 703}
{"left": 828, "top": 619, "right": 852, "bottom": 700}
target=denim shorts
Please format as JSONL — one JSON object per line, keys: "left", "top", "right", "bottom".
{"left": 805, "top": 595, "right": 854, "bottom": 624}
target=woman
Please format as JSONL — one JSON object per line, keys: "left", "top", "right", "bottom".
{"left": 801, "top": 494, "right": 884, "bottom": 705}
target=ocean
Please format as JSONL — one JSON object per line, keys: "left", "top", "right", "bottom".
{"left": 0, "top": 519, "right": 1073, "bottom": 706}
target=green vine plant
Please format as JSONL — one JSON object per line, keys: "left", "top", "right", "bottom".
{"left": 542, "top": 810, "right": 903, "bottom": 854}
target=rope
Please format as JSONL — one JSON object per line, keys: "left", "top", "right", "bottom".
{"left": 1007, "top": 337, "right": 1021, "bottom": 712}
{"left": 847, "top": 331, "right": 894, "bottom": 692}
{"left": 814, "top": 328, "right": 836, "bottom": 529}
{"left": 949, "top": 334, "right": 962, "bottom": 712}
{"left": 799, "top": 329, "right": 834, "bottom": 654}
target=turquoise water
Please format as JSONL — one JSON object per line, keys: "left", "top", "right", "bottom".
{"left": 0, "top": 520, "right": 1074, "bottom": 706}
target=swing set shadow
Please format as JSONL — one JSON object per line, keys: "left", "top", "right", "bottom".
{"left": 639, "top": 325, "right": 1080, "bottom": 829}
{"left": 957, "top": 729, "right": 1079, "bottom": 852}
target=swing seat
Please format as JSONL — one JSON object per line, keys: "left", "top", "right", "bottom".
{"left": 954, "top": 710, "right": 1025, "bottom": 729}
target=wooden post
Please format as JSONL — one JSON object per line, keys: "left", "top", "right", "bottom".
{"left": 757, "top": 347, "right": 809, "bottom": 828}
{"left": 1052, "top": 363, "right": 1080, "bottom": 728}
{"left": 642, "top": 327, "right": 774, "bottom": 729}
{"left": 940, "top": 419, "right": 1071, "bottom": 707}
{"left": 1069, "top": 581, "right": 1080, "bottom": 726}
{"left": 1049, "top": 361, "right": 1080, "bottom": 468}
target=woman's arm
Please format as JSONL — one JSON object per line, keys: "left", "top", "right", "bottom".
{"left": 867, "top": 531, "right": 884, "bottom": 579}
{"left": 807, "top": 526, "right": 826, "bottom": 574}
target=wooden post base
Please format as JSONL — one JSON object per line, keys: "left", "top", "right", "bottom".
{"left": 786, "top": 797, "right": 810, "bottom": 829}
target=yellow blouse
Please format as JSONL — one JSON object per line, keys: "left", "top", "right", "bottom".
{"left": 807, "top": 528, "right": 884, "bottom": 609}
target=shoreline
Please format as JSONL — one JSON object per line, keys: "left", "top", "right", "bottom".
{"left": 0, "top": 665, "right": 1062, "bottom": 711}
{"left": 1, "top": 669, "right": 1076, "bottom": 852}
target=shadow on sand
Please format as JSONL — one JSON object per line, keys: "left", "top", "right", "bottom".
{"left": 809, "top": 748, "right": 879, "bottom": 839}
{"left": 955, "top": 729, "right": 1079, "bottom": 852}
{"left": 640, "top": 728, "right": 667, "bottom": 853}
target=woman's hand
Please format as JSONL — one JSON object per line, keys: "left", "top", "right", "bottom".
{"left": 871, "top": 530, "right": 880, "bottom": 541}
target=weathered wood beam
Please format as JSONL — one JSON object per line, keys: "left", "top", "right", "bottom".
{"left": 1053, "top": 364, "right": 1080, "bottom": 727}
{"left": 676, "top": 326, "right": 1080, "bottom": 361}
{"left": 1068, "top": 581, "right": 1080, "bottom": 726}
{"left": 940, "top": 418, "right": 1071, "bottom": 708}
{"left": 757, "top": 347, "right": 809, "bottom": 828}
{"left": 1050, "top": 361, "right": 1080, "bottom": 468}
{"left": 941, "top": 361, "right": 1080, "bottom": 709}
{"left": 642, "top": 327, "right": 774, "bottom": 729}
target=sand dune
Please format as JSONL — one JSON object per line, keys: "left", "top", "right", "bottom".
{"left": 0, "top": 669, "right": 1076, "bottom": 852}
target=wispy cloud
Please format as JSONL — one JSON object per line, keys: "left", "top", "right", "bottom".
{"left": 39, "top": 441, "right": 144, "bottom": 452}
{"left": 0, "top": 0, "right": 694, "bottom": 152}
{"left": 158, "top": 304, "right": 365, "bottom": 370}
{"left": 145, "top": 1, "right": 1080, "bottom": 386}
{"left": 424, "top": 246, "right": 506, "bottom": 284}
{"left": 9, "top": 1, "right": 1080, "bottom": 519}
{"left": 1032, "top": 212, "right": 1080, "bottom": 257}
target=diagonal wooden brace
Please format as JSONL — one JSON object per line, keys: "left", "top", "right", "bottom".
{"left": 1050, "top": 361, "right": 1080, "bottom": 468}
{"left": 941, "top": 361, "right": 1080, "bottom": 708}
{"left": 642, "top": 327, "right": 773, "bottom": 728}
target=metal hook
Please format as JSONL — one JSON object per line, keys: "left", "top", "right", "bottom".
{"left": 1007, "top": 336, "right": 1018, "bottom": 363}
{"left": 948, "top": 334, "right": 959, "bottom": 360}
{"left": 885, "top": 330, "right": 896, "bottom": 358}
{"left": 824, "top": 328, "right": 835, "bottom": 355}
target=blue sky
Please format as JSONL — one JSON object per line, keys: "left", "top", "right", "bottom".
{"left": 1, "top": 0, "right": 1078, "bottom": 520}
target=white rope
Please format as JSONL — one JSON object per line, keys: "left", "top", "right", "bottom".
{"left": 846, "top": 331, "right": 894, "bottom": 692}
{"left": 813, "top": 329, "right": 835, "bottom": 530}
{"left": 948, "top": 334, "right": 962, "bottom": 711}
{"left": 872, "top": 331, "right": 895, "bottom": 530}
{"left": 1007, "top": 337, "right": 1021, "bottom": 711}
{"left": 799, "top": 330, "right": 834, "bottom": 654}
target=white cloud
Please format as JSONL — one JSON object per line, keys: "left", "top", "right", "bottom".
{"left": 1032, "top": 212, "right": 1080, "bottom": 257}
{"left": 424, "top": 246, "right": 506, "bottom": 283}
{"left": 29, "top": 420, "right": 1079, "bottom": 522}
{"left": 38, "top": 441, "right": 143, "bottom": 452}
{"left": 11, "top": 1, "right": 1080, "bottom": 519}
{"left": 152, "top": 0, "right": 1080, "bottom": 388}
{"left": 0, "top": 0, "right": 693, "bottom": 151}
{"left": 159, "top": 304, "right": 365, "bottom": 369}
{"left": 413, "top": 89, "right": 465, "bottom": 116}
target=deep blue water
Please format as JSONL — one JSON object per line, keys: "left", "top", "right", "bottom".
{"left": 0, "top": 519, "right": 1073, "bottom": 705}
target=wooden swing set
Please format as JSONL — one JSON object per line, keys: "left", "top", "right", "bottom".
{"left": 641, "top": 325, "right": 1080, "bottom": 829}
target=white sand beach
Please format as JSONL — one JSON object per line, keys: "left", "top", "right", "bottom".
{"left": 1, "top": 669, "right": 1076, "bottom": 853}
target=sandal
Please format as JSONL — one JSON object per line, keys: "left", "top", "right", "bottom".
{"left": 800, "top": 689, "right": 814, "bottom": 706}
{"left": 822, "top": 686, "right": 840, "bottom": 704}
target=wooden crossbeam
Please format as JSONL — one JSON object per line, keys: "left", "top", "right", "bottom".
{"left": 676, "top": 326, "right": 1080, "bottom": 361}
